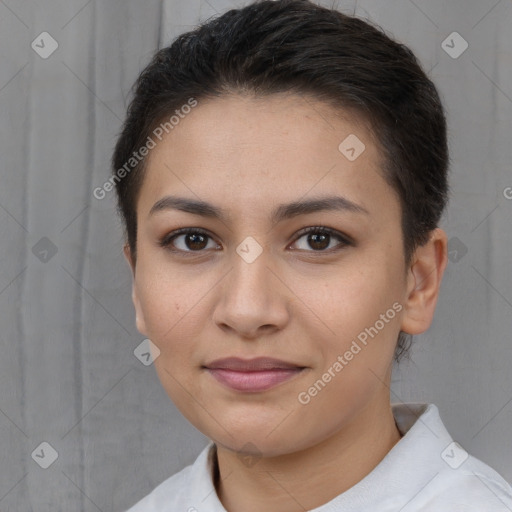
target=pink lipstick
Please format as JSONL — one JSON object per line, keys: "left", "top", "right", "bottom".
{"left": 204, "top": 357, "right": 305, "bottom": 392}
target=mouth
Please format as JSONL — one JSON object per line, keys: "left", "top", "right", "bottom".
{"left": 203, "top": 357, "right": 307, "bottom": 392}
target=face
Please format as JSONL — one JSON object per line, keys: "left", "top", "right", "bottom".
{"left": 125, "top": 93, "right": 430, "bottom": 457}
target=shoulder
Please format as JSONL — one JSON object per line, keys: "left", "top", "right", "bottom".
{"left": 125, "top": 463, "right": 195, "bottom": 511}
{"left": 385, "top": 403, "right": 512, "bottom": 511}
{"left": 403, "top": 447, "right": 512, "bottom": 511}
{"left": 125, "top": 443, "right": 219, "bottom": 512}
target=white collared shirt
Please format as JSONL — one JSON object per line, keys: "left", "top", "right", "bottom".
{"left": 126, "top": 403, "right": 512, "bottom": 511}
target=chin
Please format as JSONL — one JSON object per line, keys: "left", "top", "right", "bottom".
{"left": 201, "top": 413, "right": 315, "bottom": 457}
{"left": 214, "top": 433, "right": 298, "bottom": 458}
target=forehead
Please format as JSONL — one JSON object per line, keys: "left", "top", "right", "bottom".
{"left": 137, "top": 93, "right": 398, "bottom": 222}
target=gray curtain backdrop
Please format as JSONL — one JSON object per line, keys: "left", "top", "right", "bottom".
{"left": 0, "top": 0, "right": 510, "bottom": 510}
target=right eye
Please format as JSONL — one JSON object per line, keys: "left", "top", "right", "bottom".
{"left": 159, "top": 228, "right": 221, "bottom": 254}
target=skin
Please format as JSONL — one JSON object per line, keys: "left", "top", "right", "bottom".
{"left": 124, "top": 93, "right": 448, "bottom": 511}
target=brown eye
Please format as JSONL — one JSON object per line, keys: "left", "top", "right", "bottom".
{"left": 182, "top": 232, "right": 208, "bottom": 250}
{"left": 159, "top": 228, "right": 220, "bottom": 253}
{"left": 291, "top": 227, "right": 352, "bottom": 252}
{"left": 307, "top": 232, "right": 330, "bottom": 250}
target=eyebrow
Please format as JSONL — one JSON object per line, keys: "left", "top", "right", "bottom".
{"left": 148, "top": 195, "right": 369, "bottom": 223}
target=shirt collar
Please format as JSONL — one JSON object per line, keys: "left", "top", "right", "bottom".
{"left": 193, "top": 403, "right": 453, "bottom": 511}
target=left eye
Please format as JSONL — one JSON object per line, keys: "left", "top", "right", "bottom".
{"left": 159, "top": 227, "right": 351, "bottom": 254}
{"left": 290, "top": 227, "right": 351, "bottom": 252}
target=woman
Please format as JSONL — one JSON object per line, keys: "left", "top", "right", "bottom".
{"left": 111, "top": 1, "right": 512, "bottom": 510}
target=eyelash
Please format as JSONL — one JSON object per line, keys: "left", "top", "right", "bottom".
{"left": 158, "top": 226, "right": 353, "bottom": 256}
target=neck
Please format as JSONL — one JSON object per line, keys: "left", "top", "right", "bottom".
{"left": 214, "top": 397, "right": 402, "bottom": 512}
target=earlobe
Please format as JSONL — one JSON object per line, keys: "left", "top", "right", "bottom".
{"left": 400, "top": 228, "right": 448, "bottom": 335}
{"left": 123, "top": 243, "right": 135, "bottom": 276}
{"left": 132, "top": 288, "right": 148, "bottom": 337}
{"left": 123, "top": 243, "right": 148, "bottom": 336}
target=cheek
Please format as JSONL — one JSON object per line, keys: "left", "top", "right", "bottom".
{"left": 136, "top": 260, "right": 201, "bottom": 332}
{"left": 295, "top": 259, "right": 396, "bottom": 325}
{"left": 298, "top": 261, "right": 403, "bottom": 360}
{"left": 135, "top": 267, "right": 221, "bottom": 388}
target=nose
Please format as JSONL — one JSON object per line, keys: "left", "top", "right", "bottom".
{"left": 212, "top": 247, "right": 291, "bottom": 340}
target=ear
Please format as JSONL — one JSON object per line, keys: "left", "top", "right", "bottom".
{"left": 123, "top": 243, "right": 148, "bottom": 336}
{"left": 400, "top": 228, "right": 448, "bottom": 335}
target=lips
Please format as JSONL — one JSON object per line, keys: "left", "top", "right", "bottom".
{"left": 203, "top": 357, "right": 306, "bottom": 392}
